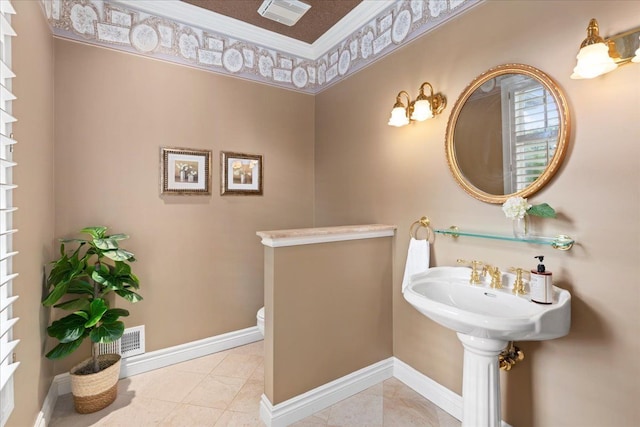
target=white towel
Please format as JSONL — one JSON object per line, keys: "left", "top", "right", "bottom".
{"left": 401, "top": 238, "right": 430, "bottom": 293}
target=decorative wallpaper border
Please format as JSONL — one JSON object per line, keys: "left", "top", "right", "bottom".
{"left": 41, "top": 0, "right": 480, "bottom": 94}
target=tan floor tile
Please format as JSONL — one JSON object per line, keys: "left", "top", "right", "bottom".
{"left": 99, "top": 395, "right": 179, "bottom": 426}
{"left": 212, "top": 353, "right": 263, "bottom": 379}
{"left": 214, "top": 409, "right": 264, "bottom": 426}
{"left": 250, "top": 361, "right": 265, "bottom": 381}
{"left": 170, "top": 351, "right": 229, "bottom": 374}
{"left": 327, "top": 393, "right": 383, "bottom": 427}
{"left": 228, "top": 379, "right": 264, "bottom": 414}
{"left": 383, "top": 396, "right": 440, "bottom": 426}
{"left": 229, "top": 340, "right": 264, "bottom": 356}
{"left": 131, "top": 368, "right": 207, "bottom": 403}
{"left": 360, "top": 382, "right": 383, "bottom": 396}
{"left": 290, "top": 407, "right": 331, "bottom": 426}
{"left": 159, "top": 403, "right": 225, "bottom": 426}
{"left": 183, "top": 375, "right": 247, "bottom": 409}
{"left": 436, "top": 408, "right": 462, "bottom": 427}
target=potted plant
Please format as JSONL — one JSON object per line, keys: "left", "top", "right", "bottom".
{"left": 42, "top": 226, "right": 142, "bottom": 413}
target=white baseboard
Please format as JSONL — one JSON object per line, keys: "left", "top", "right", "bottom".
{"left": 35, "top": 326, "right": 262, "bottom": 427}
{"left": 260, "top": 357, "right": 513, "bottom": 427}
{"left": 394, "top": 357, "right": 463, "bottom": 420}
{"left": 259, "top": 357, "right": 394, "bottom": 427}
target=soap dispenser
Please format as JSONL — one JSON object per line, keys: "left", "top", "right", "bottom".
{"left": 530, "top": 255, "right": 553, "bottom": 304}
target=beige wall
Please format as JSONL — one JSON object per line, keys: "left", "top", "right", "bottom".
{"left": 10, "top": 1, "right": 56, "bottom": 426}
{"left": 264, "top": 237, "right": 393, "bottom": 404}
{"left": 315, "top": 1, "right": 640, "bottom": 426}
{"left": 52, "top": 39, "right": 315, "bottom": 372}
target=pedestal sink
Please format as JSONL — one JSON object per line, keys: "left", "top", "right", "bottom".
{"left": 403, "top": 266, "right": 571, "bottom": 427}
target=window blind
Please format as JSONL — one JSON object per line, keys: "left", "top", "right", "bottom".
{"left": 0, "top": 1, "right": 18, "bottom": 425}
{"left": 501, "top": 76, "right": 559, "bottom": 193}
{"left": 512, "top": 84, "right": 559, "bottom": 191}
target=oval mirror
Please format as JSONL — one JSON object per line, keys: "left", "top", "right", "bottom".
{"left": 445, "top": 64, "right": 570, "bottom": 203}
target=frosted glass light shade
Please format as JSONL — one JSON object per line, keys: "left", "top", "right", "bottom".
{"left": 410, "top": 99, "right": 433, "bottom": 121}
{"left": 632, "top": 47, "right": 640, "bottom": 63}
{"left": 388, "top": 106, "right": 409, "bottom": 127}
{"left": 570, "top": 43, "right": 617, "bottom": 79}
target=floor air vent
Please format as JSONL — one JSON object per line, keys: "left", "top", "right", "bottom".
{"left": 98, "top": 325, "right": 145, "bottom": 358}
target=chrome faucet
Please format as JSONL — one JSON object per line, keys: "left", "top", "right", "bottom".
{"left": 457, "top": 259, "right": 484, "bottom": 285}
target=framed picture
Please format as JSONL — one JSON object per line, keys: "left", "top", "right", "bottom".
{"left": 160, "top": 147, "right": 211, "bottom": 195}
{"left": 220, "top": 151, "right": 263, "bottom": 195}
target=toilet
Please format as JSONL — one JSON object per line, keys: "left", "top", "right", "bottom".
{"left": 257, "top": 306, "right": 265, "bottom": 336}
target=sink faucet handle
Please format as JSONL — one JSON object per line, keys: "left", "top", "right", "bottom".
{"left": 457, "top": 259, "right": 484, "bottom": 285}
{"left": 508, "top": 267, "right": 530, "bottom": 295}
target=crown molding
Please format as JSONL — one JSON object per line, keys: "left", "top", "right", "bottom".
{"left": 41, "top": 0, "right": 483, "bottom": 94}
{"left": 114, "top": 0, "right": 316, "bottom": 59}
{"left": 311, "top": 0, "right": 396, "bottom": 57}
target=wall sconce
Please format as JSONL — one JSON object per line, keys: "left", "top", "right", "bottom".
{"left": 388, "top": 82, "right": 446, "bottom": 127}
{"left": 571, "top": 18, "right": 640, "bottom": 79}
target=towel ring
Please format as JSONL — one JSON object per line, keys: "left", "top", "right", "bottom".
{"left": 410, "top": 216, "right": 432, "bottom": 241}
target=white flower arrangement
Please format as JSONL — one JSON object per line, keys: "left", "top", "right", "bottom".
{"left": 502, "top": 196, "right": 556, "bottom": 219}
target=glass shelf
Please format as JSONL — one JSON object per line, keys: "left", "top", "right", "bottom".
{"left": 434, "top": 227, "right": 575, "bottom": 251}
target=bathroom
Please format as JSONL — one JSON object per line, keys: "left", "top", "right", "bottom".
{"left": 7, "top": 0, "right": 640, "bottom": 426}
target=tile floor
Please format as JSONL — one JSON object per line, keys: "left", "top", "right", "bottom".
{"left": 50, "top": 341, "right": 461, "bottom": 426}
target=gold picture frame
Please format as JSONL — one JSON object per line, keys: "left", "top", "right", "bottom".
{"left": 160, "top": 147, "right": 211, "bottom": 195}
{"left": 220, "top": 151, "right": 263, "bottom": 195}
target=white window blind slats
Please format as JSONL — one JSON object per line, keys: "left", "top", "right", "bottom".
{"left": 0, "top": 109, "right": 15, "bottom": 124}
{"left": 0, "top": 133, "right": 15, "bottom": 146}
{"left": 0, "top": 1, "right": 15, "bottom": 16}
{"left": 0, "top": 84, "right": 14, "bottom": 105}
{"left": 0, "top": 317, "right": 16, "bottom": 340}
{"left": 0, "top": 338, "right": 17, "bottom": 365}
{"left": 0, "top": 252, "right": 16, "bottom": 263}
{"left": 0, "top": 273, "right": 17, "bottom": 288}
{"left": 0, "top": 2, "right": 16, "bottom": 423}
{"left": 0, "top": 14, "right": 15, "bottom": 39}
{"left": 0, "top": 294, "right": 15, "bottom": 312}
{"left": 0, "top": 361, "right": 18, "bottom": 392}
{"left": 0, "top": 61, "right": 13, "bottom": 82}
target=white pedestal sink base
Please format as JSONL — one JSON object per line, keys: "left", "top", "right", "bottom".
{"left": 457, "top": 333, "right": 507, "bottom": 427}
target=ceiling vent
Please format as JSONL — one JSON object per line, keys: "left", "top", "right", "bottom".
{"left": 258, "top": 0, "right": 311, "bottom": 27}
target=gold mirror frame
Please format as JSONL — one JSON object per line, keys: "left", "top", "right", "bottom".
{"left": 445, "top": 64, "right": 571, "bottom": 204}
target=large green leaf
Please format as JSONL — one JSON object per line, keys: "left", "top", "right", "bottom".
{"left": 107, "top": 233, "right": 129, "bottom": 241}
{"left": 81, "top": 226, "right": 107, "bottom": 239}
{"left": 42, "top": 281, "right": 71, "bottom": 306}
{"left": 90, "top": 321, "right": 125, "bottom": 343}
{"left": 94, "top": 238, "right": 120, "bottom": 251}
{"left": 47, "top": 314, "right": 86, "bottom": 343}
{"left": 45, "top": 336, "right": 85, "bottom": 360}
{"left": 92, "top": 265, "right": 115, "bottom": 288}
{"left": 103, "top": 248, "right": 134, "bottom": 262}
{"left": 53, "top": 298, "right": 90, "bottom": 311}
{"left": 528, "top": 203, "right": 557, "bottom": 218}
{"left": 112, "top": 261, "right": 131, "bottom": 276}
{"left": 84, "top": 298, "right": 108, "bottom": 328}
{"left": 115, "top": 289, "right": 143, "bottom": 303}
{"left": 67, "top": 280, "right": 94, "bottom": 295}
{"left": 101, "top": 308, "right": 129, "bottom": 323}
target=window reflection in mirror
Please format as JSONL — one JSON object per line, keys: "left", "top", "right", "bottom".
{"left": 445, "top": 64, "right": 570, "bottom": 204}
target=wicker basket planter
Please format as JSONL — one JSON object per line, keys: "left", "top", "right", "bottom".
{"left": 69, "top": 354, "right": 121, "bottom": 414}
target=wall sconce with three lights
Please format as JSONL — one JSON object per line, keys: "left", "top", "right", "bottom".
{"left": 571, "top": 18, "right": 640, "bottom": 79}
{"left": 388, "top": 82, "right": 446, "bottom": 127}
